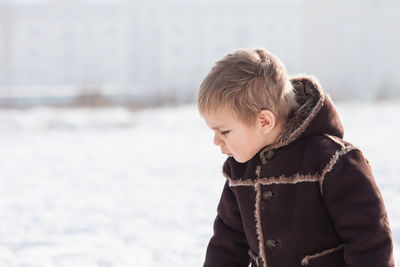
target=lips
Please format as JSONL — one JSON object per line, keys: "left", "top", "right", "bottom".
{"left": 222, "top": 150, "right": 233, "bottom": 157}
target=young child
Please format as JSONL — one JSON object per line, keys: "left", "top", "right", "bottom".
{"left": 197, "top": 48, "right": 394, "bottom": 267}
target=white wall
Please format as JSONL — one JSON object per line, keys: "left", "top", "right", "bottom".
{"left": 0, "top": 0, "right": 399, "bottom": 101}
{"left": 301, "top": 0, "right": 400, "bottom": 99}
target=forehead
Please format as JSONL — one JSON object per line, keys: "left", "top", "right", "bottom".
{"left": 203, "top": 107, "right": 239, "bottom": 128}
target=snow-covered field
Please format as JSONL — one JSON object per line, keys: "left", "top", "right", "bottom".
{"left": 0, "top": 101, "right": 399, "bottom": 266}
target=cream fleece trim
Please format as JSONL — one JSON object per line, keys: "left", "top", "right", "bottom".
{"left": 222, "top": 171, "right": 230, "bottom": 180}
{"left": 248, "top": 249, "right": 260, "bottom": 267}
{"left": 226, "top": 145, "right": 357, "bottom": 192}
{"left": 255, "top": 165, "right": 262, "bottom": 178}
{"left": 227, "top": 173, "right": 320, "bottom": 187}
{"left": 259, "top": 74, "right": 326, "bottom": 159}
{"left": 324, "top": 134, "right": 345, "bottom": 148}
{"left": 254, "top": 182, "right": 268, "bottom": 267}
{"left": 258, "top": 173, "right": 320, "bottom": 186}
{"left": 228, "top": 178, "right": 255, "bottom": 187}
{"left": 319, "top": 145, "right": 357, "bottom": 195}
{"left": 301, "top": 244, "right": 345, "bottom": 266}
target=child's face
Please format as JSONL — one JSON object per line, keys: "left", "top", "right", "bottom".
{"left": 203, "top": 107, "right": 269, "bottom": 163}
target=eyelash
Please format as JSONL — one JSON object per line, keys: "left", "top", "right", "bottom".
{"left": 221, "top": 130, "right": 230, "bottom": 135}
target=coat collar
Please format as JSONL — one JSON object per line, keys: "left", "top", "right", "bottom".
{"left": 259, "top": 74, "right": 344, "bottom": 160}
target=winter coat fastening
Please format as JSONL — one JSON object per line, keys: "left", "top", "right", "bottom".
{"left": 203, "top": 75, "right": 394, "bottom": 267}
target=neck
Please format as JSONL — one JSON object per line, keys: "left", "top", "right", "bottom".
{"left": 266, "top": 118, "right": 287, "bottom": 146}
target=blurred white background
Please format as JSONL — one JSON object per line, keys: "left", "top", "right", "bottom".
{"left": 0, "top": 0, "right": 399, "bottom": 266}
{"left": 1, "top": 0, "right": 399, "bottom": 106}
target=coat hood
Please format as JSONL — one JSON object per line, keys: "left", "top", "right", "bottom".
{"left": 260, "top": 74, "right": 344, "bottom": 155}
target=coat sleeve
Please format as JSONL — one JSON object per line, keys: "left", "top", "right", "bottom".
{"left": 204, "top": 161, "right": 250, "bottom": 267}
{"left": 321, "top": 148, "right": 394, "bottom": 267}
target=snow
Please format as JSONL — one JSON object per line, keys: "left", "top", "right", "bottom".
{"left": 0, "top": 101, "right": 399, "bottom": 266}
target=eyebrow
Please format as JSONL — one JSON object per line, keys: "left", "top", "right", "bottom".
{"left": 212, "top": 125, "right": 227, "bottom": 130}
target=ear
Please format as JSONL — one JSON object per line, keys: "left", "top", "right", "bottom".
{"left": 257, "top": 110, "right": 276, "bottom": 134}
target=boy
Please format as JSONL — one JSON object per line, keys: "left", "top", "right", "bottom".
{"left": 197, "top": 48, "right": 394, "bottom": 267}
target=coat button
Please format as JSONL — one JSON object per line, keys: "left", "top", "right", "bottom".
{"left": 264, "top": 150, "right": 275, "bottom": 160}
{"left": 262, "top": 190, "right": 273, "bottom": 200}
{"left": 266, "top": 239, "right": 277, "bottom": 249}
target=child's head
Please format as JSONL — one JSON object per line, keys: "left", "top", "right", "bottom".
{"left": 198, "top": 48, "right": 299, "bottom": 162}
{"left": 198, "top": 48, "right": 298, "bottom": 125}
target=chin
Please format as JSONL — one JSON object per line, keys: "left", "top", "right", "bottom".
{"left": 233, "top": 156, "right": 249, "bottom": 163}
{"left": 233, "top": 153, "right": 256, "bottom": 163}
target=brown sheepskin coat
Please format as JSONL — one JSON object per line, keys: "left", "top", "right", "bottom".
{"left": 203, "top": 75, "right": 394, "bottom": 267}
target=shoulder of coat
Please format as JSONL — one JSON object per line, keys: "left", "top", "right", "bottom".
{"left": 319, "top": 138, "right": 360, "bottom": 195}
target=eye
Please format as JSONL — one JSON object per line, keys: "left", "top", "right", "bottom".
{"left": 221, "top": 130, "right": 230, "bottom": 136}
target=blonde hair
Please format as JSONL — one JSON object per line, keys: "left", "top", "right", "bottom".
{"left": 198, "top": 48, "right": 299, "bottom": 125}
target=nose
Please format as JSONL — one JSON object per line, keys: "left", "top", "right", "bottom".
{"left": 213, "top": 133, "right": 224, "bottom": 146}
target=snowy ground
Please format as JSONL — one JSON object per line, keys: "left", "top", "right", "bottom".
{"left": 0, "top": 101, "right": 399, "bottom": 266}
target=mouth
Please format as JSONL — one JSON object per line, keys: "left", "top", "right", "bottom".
{"left": 222, "top": 151, "right": 233, "bottom": 157}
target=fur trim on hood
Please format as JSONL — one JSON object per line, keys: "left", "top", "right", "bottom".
{"left": 259, "top": 74, "right": 344, "bottom": 156}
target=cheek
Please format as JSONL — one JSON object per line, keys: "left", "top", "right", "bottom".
{"left": 225, "top": 136, "right": 240, "bottom": 151}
